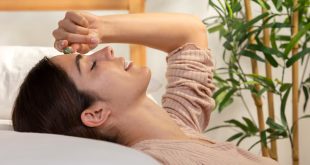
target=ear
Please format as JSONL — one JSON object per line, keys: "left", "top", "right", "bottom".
{"left": 81, "top": 102, "right": 111, "bottom": 128}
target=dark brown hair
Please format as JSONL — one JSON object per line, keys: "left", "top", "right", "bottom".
{"left": 12, "top": 57, "right": 108, "bottom": 141}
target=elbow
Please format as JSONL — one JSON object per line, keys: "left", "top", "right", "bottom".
{"left": 184, "top": 15, "right": 208, "bottom": 48}
{"left": 192, "top": 16, "right": 207, "bottom": 35}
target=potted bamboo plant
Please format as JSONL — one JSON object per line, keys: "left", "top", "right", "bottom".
{"left": 204, "top": 0, "right": 309, "bottom": 164}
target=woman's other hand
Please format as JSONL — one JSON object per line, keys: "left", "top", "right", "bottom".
{"left": 53, "top": 11, "right": 101, "bottom": 54}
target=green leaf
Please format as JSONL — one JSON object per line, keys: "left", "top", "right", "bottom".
{"left": 243, "top": 80, "right": 258, "bottom": 86}
{"left": 208, "top": 24, "right": 225, "bottom": 33}
{"left": 227, "top": 132, "right": 243, "bottom": 142}
{"left": 237, "top": 29, "right": 260, "bottom": 46}
{"left": 299, "top": 115, "right": 310, "bottom": 120}
{"left": 236, "top": 135, "right": 249, "bottom": 146}
{"left": 224, "top": 32, "right": 233, "bottom": 42}
{"left": 226, "top": 78, "right": 240, "bottom": 86}
{"left": 242, "top": 117, "right": 258, "bottom": 134}
{"left": 280, "top": 44, "right": 289, "bottom": 49}
{"left": 208, "top": 0, "right": 226, "bottom": 22}
{"left": 239, "top": 50, "right": 265, "bottom": 62}
{"left": 266, "top": 117, "right": 285, "bottom": 130}
{"left": 245, "top": 12, "right": 269, "bottom": 28}
{"left": 209, "top": 0, "right": 225, "bottom": 15}
{"left": 247, "top": 74, "right": 276, "bottom": 91}
{"left": 264, "top": 22, "right": 291, "bottom": 28}
{"left": 202, "top": 16, "right": 219, "bottom": 24}
{"left": 219, "top": 88, "right": 237, "bottom": 112}
{"left": 263, "top": 51, "right": 279, "bottom": 67}
{"left": 225, "top": 119, "right": 248, "bottom": 132}
{"left": 257, "top": 36, "right": 284, "bottom": 58}
{"left": 256, "top": 87, "right": 268, "bottom": 96}
{"left": 213, "top": 86, "right": 230, "bottom": 99}
{"left": 284, "top": 22, "right": 310, "bottom": 57}
{"left": 253, "top": 0, "right": 270, "bottom": 10}
{"left": 271, "top": 0, "right": 283, "bottom": 11}
{"left": 231, "top": 1, "right": 242, "bottom": 12}
{"left": 275, "top": 35, "right": 292, "bottom": 41}
{"left": 266, "top": 118, "right": 288, "bottom": 139}
{"left": 283, "top": 0, "right": 293, "bottom": 8}
{"left": 260, "top": 130, "right": 268, "bottom": 147}
{"left": 214, "top": 74, "right": 227, "bottom": 84}
{"left": 280, "top": 83, "right": 292, "bottom": 92}
{"left": 280, "top": 86, "right": 291, "bottom": 127}
{"left": 224, "top": 0, "right": 233, "bottom": 18}
{"left": 217, "top": 0, "right": 226, "bottom": 15}
{"left": 248, "top": 139, "right": 262, "bottom": 151}
{"left": 247, "top": 44, "right": 280, "bottom": 67}
{"left": 234, "top": 12, "right": 269, "bottom": 36}
{"left": 291, "top": 115, "right": 310, "bottom": 134}
{"left": 219, "top": 98, "right": 233, "bottom": 112}
{"left": 223, "top": 41, "right": 233, "bottom": 50}
{"left": 303, "top": 77, "right": 310, "bottom": 83}
{"left": 286, "top": 48, "right": 310, "bottom": 67}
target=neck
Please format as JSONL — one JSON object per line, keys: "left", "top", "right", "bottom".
{"left": 115, "top": 95, "right": 188, "bottom": 146}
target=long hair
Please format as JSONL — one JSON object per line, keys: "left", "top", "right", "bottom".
{"left": 12, "top": 57, "right": 107, "bottom": 140}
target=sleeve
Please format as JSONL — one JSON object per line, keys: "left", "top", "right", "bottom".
{"left": 161, "top": 43, "right": 215, "bottom": 134}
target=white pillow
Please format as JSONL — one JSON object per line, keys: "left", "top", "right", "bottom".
{"left": 0, "top": 46, "right": 158, "bottom": 120}
{"left": 0, "top": 119, "right": 12, "bottom": 131}
{"left": 0, "top": 46, "right": 59, "bottom": 119}
{"left": 0, "top": 130, "right": 159, "bottom": 165}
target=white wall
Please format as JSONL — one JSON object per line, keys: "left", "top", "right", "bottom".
{"left": 0, "top": 0, "right": 308, "bottom": 164}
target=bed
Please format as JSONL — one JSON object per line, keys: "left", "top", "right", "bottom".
{"left": 0, "top": 1, "right": 160, "bottom": 164}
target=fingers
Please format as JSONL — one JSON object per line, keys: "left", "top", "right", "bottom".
{"left": 72, "top": 43, "right": 92, "bottom": 54}
{"left": 65, "top": 11, "right": 89, "bottom": 27}
{"left": 53, "top": 11, "right": 98, "bottom": 54}
{"left": 54, "top": 40, "right": 68, "bottom": 52}
{"left": 58, "top": 19, "right": 89, "bottom": 35}
{"left": 70, "top": 43, "right": 80, "bottom": 52}
{"left": 53, "top": 28, "right": 96, "bottom": 44}
{"left": 54, "top": 41, "right": 93, "bottom": 54}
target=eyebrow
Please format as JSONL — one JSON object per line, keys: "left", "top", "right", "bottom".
{"left": 75, "top": 54, "right": 82, "bottom": 74}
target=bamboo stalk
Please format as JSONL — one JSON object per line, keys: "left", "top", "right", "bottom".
{"left": 244, "top": 0, "right": 269, "bottom": 157}
{"left": 262, "top": 0, "right": 278, "bottom": 160}
{"left": 292, "top": 0, "right": 299, "bottom": 164}
{"left": 129, "top": 0, "right": 146, "bottom": 66}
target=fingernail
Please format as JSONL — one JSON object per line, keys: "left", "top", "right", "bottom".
{"left": 90, "top": 37, "right": 98, "bottom": 44}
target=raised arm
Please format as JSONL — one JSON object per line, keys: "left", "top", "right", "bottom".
{"left": 53, "top": 12, "right": 207, "bottom": 53}
{"left": 53, "top": 11, "right": 215, "bottom": 134}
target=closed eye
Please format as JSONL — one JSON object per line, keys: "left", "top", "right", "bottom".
{"left": 91, "top": 61, "right": 96, "bottom": 70}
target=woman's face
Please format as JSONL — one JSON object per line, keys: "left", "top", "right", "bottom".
{"left": 51, "top": 46, "right": 151, "bottom": 110}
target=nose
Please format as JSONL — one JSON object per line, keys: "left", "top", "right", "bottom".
{"left": 90, "top": 46, "right": 114, "bottom": 60}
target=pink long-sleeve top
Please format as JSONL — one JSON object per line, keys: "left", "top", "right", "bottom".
{"left": 131, "top": 43, "right": 278, "bottom": 165}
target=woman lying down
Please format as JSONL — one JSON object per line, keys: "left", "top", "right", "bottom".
{"left": 12, "top": 12, "right": 278, "bottom": 165}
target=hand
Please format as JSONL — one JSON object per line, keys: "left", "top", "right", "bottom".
{"left": 53, "top": 11, "right": 102, "bottom": 54}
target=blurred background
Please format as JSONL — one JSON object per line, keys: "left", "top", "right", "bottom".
{"left": 0, "top": 0, "right": 309, "bottom": 164}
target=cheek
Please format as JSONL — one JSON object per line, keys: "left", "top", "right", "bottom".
{"left": 89, "top": 70, "right": 129, "bottom": 98}
{"left": 86, "top": 66, "right": 151, "bottom": 102}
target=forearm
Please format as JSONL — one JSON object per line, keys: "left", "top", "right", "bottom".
{"left": 98, "top": 13, "right": 208, "bottom": 52}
